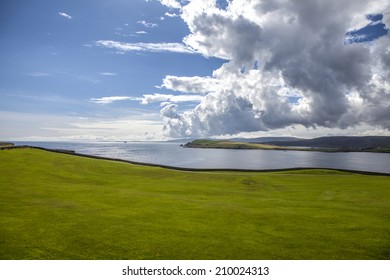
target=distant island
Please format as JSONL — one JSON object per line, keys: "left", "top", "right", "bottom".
{"left": 183, "top": 136, "right": 390, "bottom": 153}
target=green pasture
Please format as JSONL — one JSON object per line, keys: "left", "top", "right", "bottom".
{"left": 0, "top": 148, "right": 389, "bottom": 259}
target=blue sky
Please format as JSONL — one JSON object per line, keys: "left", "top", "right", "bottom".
{"left": 1, "top": 0, "right": 389, "bottom": 141}
{"left": 0, "top": 0, "right": 224, "bottom": 140}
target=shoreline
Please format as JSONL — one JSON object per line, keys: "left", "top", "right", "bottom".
{"left": 2, "top": 145, "right": 389, "bottom": 176}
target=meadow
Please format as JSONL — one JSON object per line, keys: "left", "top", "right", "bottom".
{"left": 0, "top": 148, "right": 389, "bottom": 259}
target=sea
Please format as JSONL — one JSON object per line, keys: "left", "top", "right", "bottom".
{"left": 12, "top": 141, "right": 390, "bottom": 174}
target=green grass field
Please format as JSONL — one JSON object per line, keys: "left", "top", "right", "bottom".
{"left": 0, "top": 148, "right": 389, "bottom": 259}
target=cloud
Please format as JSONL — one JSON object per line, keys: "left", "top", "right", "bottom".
{"left": 100, "top": 72, "right": 117, "bottom": 76}
{"left": 160, "top": 70, "right": 309, "bottom": 137}
{"left": 165, "top": 12, "right": 179, "bottom": 18}
{"left": 137, "top": 20, "right": 158, "bottom": 28}
{"left": 159, "top": 75, "right": 220, "bottom": 94}
{"left": 0, "top": 110, "right": 165, "bottom": 141}
{"left": 25, "top": 72, "right": 51, "bottom": 77}
{"left": 157, "top": 0, "right": 390, "bottom": 138}
{"left": 136, "top": 31, "right": 148, "bottom": 34}
{"left": 89, "top": 93, "right": 203, "bottom": 106}
{"left": 58, "top": 12, "right": 72, "bottom": 20}
{"left": 89, "top": 96, "right": 133, "bottom": 104}
{"left": 94, "top": 40, "right": 197, "bottom": 54}
{"left": 158, "top": 0, "right": 182, "bottom": 9}
{"left": 140, "top": 93, "right": 204, "bottom": 104}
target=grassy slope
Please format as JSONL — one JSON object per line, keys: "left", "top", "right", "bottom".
{"left": 0, "top": 148, "right": 389, "bottom": 260}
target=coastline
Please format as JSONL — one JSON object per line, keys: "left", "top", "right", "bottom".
{"left": 2, "top": 145, "right": 389, "bottom": 176}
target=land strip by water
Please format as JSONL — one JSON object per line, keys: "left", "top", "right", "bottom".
{"left": 183, "top": 139, "right": 390, "bottom": 153}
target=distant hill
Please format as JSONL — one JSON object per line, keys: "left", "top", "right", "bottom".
{"left": 264, "top": 136, "right": 390, "bottom": 149}
{"left": 183, "top": 136, "right": 390, "bottom": 152}
{"left": 229, "top": 137, "right": 303, "bottom": 143}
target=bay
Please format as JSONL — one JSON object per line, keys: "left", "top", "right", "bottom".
{"left": 13, "top": 141, "right": 390, "bottom": 174}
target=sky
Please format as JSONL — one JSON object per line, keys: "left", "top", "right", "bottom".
{"left": 0, "top": 0, "right": 389, "bottom": 141}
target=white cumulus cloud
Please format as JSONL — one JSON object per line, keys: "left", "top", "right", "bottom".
{"left": 140, "top": 93, "right": 204, "bottom": 105}
{"left": 156, "top": 0, "right": 390, "bottom": 138}
{"left": 58, "top": 12, "right": 72, "bottom": 19}
{"left": 165, "top": 12, "right": 179, "bottom": 18}
{"left": 159, "top": 75, "right": 221, "bottom": 94}
{"left": 159, "top": 0, "right": 182, "bottom": 9}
